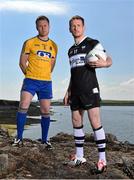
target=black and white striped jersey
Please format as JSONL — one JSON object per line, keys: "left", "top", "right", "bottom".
{"left": 68, "top": 37, "right": 100, "bottom": 95}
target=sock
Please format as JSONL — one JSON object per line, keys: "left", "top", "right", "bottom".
{"left": 16, "top": 112, "right": 27, "bottom": 140}
{"left": 74, "top": 125, "right": 85, "bottom": 158}
{"left": 93, "top": 126, "right": 106, "bottom": 162}
{"left": 41, "top": 116, "right": 50, "bottom": 142}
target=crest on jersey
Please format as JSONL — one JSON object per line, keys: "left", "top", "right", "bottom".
{"left": 42, "top": 44, "right": 47, "bottom": 49}
{"left": 82, "top": 45, "right": 86, "bottom": 49}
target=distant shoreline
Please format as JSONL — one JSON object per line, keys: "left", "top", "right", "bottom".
{"left": 52, "top": 100, "right": 134, "bottom": 106}
{"left": 0, "top": 99, "right": 134, "bottom": 106}
{"left": 100, "top": 100, "right": 134, "bottom": 106}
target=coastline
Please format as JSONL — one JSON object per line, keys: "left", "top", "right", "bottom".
{"left": 0, "top": 100, "right": 134, "bottom": 178}
{"left": 0, "top": 99, "right": 134, "bottom": 141}
{"left": 0, "top": 99, "right": 134, "bottom": 107}
{"left": 0, "top": 128, "right": 134, "bottom": 179}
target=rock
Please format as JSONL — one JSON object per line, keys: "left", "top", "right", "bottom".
{"left": 106, "top": 133, "right": 118, "bottom": 143}
{"left": 51, "top": 132, "right": 74, "bottom": 142}
{"left": 0, "top": 154, "right": 8, "bottom": 176}
{"left": 122, "top": 156, "right": 134, "bottom": 179}
{"left": 85, "top": 133, "right": 94, "bottom": 142}
{"left": 0, "top": 128, "right": 9, "bottom": 138}
{"left": 0, "top": 128, "right": 133, "bottom": 179}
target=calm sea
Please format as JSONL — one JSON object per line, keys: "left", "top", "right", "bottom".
{"left": 22, "top": 106, "right": 134, "bottom": 144}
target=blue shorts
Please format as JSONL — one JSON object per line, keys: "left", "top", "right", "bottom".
{"left": 21, "top": 78, "right": 53, "bottom": 100}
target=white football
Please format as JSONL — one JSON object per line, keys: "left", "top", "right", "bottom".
{"left": 86, "top": 43, "right": 107, "bottom": 62}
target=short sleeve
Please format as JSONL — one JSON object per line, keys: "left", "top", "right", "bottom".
{"left": 51, "top": 41, "right": 58, "bottom": 59}
{"left": 21, "top": 40, "right": 31, "bottom": 54}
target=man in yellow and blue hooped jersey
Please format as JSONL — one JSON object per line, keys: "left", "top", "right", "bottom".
{"left": 12, "top": 16, "right": 58, "bottom": 149}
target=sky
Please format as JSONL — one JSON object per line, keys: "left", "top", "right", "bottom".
{"left": 0, "top": 0, "right": 134, "bottom": 101}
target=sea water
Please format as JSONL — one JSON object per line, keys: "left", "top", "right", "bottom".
{"left": 23, "top": 106, "right": 134, "bottom": 144}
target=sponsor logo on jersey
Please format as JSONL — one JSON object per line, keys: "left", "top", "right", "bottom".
{"left": 69, "top": 53, "right": 86, "bottom": 68}
{"left": 37, "top": 51, "right": 51, "bottom": 58}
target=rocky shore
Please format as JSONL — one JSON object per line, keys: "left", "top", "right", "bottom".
{"left": 0, "top": 128, "right": 134, "bottom": 179}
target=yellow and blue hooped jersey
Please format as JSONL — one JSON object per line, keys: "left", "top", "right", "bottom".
{"left": 22, "top": 36, "right": 58, "bottom": 81}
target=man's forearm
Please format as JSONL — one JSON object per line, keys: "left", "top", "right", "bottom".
{"left": 19, "top": 63, "right": 27, "bottom": 75}
{"left": 67, "top": 78, "right": 72, "bottom": 94}
{"left": 51, "top": 59, "right": 56, "bottom": 72}
{"left": 19, "top": 53, "right": 29, "bottom": 75}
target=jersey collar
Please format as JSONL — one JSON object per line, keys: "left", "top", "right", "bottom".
{"left": 37, "top": 36, "right": 49, "bottom": 42}
{"left": 74, "top": 36, "right": 87, "bottom": 46}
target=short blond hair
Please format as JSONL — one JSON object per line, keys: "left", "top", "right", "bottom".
{"left": 36, "top": 15, "right": 49, "bottom": 26}
{"left": 69, "top": 15, "right": 85, "bottom": 28}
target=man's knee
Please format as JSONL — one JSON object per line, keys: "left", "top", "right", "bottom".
{"left": 18, "top": 107, "right": 28, "bottom": 113}
{"left": 18, "top": 101, "right": 30, "bottom": 113}
{"left": 41, "top": 112, "right": 50, "bottom": 118}
{"left": 72, "top": 113, "right": 82, "bottom": 127}
{"left": 72, "top": 116, "right": 79, "bottom": 123}
{"left": 40, "top": 106, "right": 50, "bottom": 115}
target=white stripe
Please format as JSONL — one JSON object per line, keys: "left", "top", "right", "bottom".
{"left": 75, "top": 140, "right": 85, "bottom": 144}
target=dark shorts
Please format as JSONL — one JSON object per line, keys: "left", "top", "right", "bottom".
{"left": 70, "top": 92, "right": 101, "bottom": 111}
{"left": 21, "top": 78, "right": 52, "bottom": 100}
